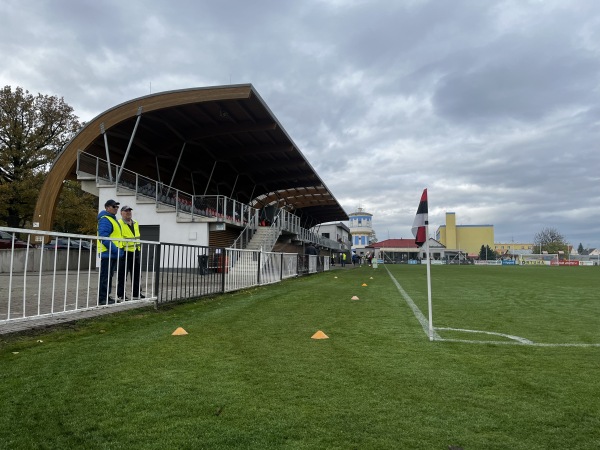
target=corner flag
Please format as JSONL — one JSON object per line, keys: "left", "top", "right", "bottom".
{"left": 411, "top": 188, "right": 428, "bottom": 247}
{"left": 411, "top": 188, "right": 434, "bottom": 341}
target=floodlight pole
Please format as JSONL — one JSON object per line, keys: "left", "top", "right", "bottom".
{"left": 425, "top": 221, "right": 433, "bottom": 341}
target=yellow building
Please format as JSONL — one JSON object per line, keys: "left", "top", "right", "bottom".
{"left": 435, "top": 212, "right": 494, "bottom": 257}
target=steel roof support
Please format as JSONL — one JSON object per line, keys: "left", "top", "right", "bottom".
{"left": 155, "top": 155, "right": 162, "bottom": 187}
{"left": 166, "top": 141, "right": 186, "bottom": 196}
{"left": 203, "top": 160, "right": 217, "bottom": 196}
{"left": 100, "top": 123, "right": 112, "bottom": 182}
{"left": 191, "top": 171, "right": 203, "bottom": 197}
{"left": 116, "top": 106, "right": 143, "bottom": 185}
{"left": 230, "top": 173, "right": 239, "bottom": 198}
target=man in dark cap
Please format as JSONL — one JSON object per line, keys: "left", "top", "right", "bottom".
{"left": 97, "top": 199, "right": 124, "bottom": 305}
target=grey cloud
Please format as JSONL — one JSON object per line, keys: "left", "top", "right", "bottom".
{"left": 2, "top": 0, "right": 600, "bottom": 246}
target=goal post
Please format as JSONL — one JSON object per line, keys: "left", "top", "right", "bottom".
{"left": 519, "top": 254, "right": 559, "bottom": 266}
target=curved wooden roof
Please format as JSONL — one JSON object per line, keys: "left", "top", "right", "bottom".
{"left": 34, "top": 84, "right": 348, "bottom": 230}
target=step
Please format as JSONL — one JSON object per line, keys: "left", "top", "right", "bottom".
{"left": 156, "top": 204, "right": 176, "bottom": 213}
{"left": 115, "top": 186, "right": 136, "bottom": 196}
{"left": 135, "top": 195, "right": 157, "bottom": 204}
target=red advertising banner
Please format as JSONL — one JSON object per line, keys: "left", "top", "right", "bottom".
{"left": 551, "top": 260, "right": 580, "bottom": 266}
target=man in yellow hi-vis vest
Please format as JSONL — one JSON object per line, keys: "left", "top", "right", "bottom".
{"left": 97, "top": 199, "right": 124, "bottom": 305}
{"left": 117, "top": 205, "right": 144, "bottom": 300}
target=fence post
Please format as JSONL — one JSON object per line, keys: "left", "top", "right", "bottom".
{"left": 220, "top": 248, "right": 226, "bottom": 293}
{"left": 257, "top": 251, "right": 262, "bottom": 285}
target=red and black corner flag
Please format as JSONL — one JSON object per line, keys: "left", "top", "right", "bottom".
{"left": 411, "top": 189, "right": 428, "bottom": 247}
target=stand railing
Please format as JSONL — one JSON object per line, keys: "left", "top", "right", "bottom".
{"left": 77, "top": 151, "right": 345, "bottom": 249}
{"left": 231, "top": 212, "right": 260, "bottom": 249}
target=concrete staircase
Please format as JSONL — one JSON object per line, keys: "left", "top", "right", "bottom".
{"left": 244, "top": 227, "right": 281, "bottom": 252}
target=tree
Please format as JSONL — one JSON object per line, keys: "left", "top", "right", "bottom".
{"left": 369, "top": 230, "right": 378, "bottom": 245}
{"left": 478, "top": 244, "right": 497, "bottom": 260}
{"left": 0, "top": 86, "right": 81, "bottom": 228}
{"left": 52, "top": 180, "right": 98, "bottom": 235}
{"left": 533, "top": 227, "right": 567, "bottom": 255}
{"left": 577, "top": 243, "right": 586, "bottom": 255}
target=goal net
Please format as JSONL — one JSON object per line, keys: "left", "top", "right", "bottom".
{"left": 519, "top": 253, "right": 559, "bottom": 266}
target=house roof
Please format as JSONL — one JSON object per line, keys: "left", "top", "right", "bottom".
{"left": 371, "top": 239, "right": 419, "bottom": 249}
{"left": 371, "top": 238, "right": 446, "bottom": 249}
{"left": 315, "top": 221, "right": 350, "bottom": 233}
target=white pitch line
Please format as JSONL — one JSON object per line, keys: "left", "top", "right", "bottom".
{"left": 385, "top": 266, "right": 441, "bottom": 340}
{"left": 436, "top": 327, "right": 533, "bottom": 344}
{"left": 385, "top": 266, "right": 600, "bottom": 348}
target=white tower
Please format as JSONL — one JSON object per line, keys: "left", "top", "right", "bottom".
{"left": 348, "top": 207, "right": 374, "bottom": 253}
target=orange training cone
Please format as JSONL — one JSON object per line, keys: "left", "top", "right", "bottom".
{"left": 311, "top": 330, "right": 329, "bottom": 339}
{"left": 362, "top": 283, "right": 368, "bottom": 286}
{"left": 172, "top": 327, "right": 188, "bottom": 336}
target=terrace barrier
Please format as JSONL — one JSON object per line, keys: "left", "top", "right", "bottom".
{"left": 0, "top": 226, "right": 330, "bottom": 328}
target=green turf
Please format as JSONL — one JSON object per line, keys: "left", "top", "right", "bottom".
{"left": 390, "top": 264, "right": 600, "bottom": 344}
{"left": 1, "top": 265, "right": 599, "bottom": 449}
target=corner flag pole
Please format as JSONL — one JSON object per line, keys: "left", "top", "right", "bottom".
{"left": 411, "top": 188, "right": 433, "bottom": 341}
{"left": 425, "top": 221, "right": 433, "bottom": 341}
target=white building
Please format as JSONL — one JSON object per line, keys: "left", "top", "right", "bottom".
{"left": 311, "top": 222, "right": 351, "bottom": 251}
{"left": 348, "top": 207, "right": 375, "bottom": 253}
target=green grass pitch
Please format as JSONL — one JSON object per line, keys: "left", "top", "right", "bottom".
{"left": 1, "top": 264, "right": 599, "bottom": 449}
{"left": 387, "top": 264, "right": 600, "bottom": 345}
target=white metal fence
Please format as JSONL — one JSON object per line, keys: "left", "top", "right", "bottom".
{"left": 0, "top": 227, "right": 329, "bottom": 327}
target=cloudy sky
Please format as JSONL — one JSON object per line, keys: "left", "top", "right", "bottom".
{"left": 2, "top": 0, "right": 600, "bottom": 247}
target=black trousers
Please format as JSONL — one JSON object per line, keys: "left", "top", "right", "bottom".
{"left": 99, "top": 257, "right": 118, "bottom": 303}
{"left": 117, "top": 251, "right": 141, "bottom": 297}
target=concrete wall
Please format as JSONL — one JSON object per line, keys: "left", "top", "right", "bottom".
{"left": 99, "top": 188, "right": 210, "bottom": 247}
{"left": 456, "top": 226, "right": 494, "bottom": 255}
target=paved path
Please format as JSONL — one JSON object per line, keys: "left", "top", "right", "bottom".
{"left": 0, "top": 300, "right": 153, "bottom": 336}
{"left": 1, "top": 264, "right": 358, "bottom": 337}
{"left": 0, "top": 270, "right": 154, "bottom": 336}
